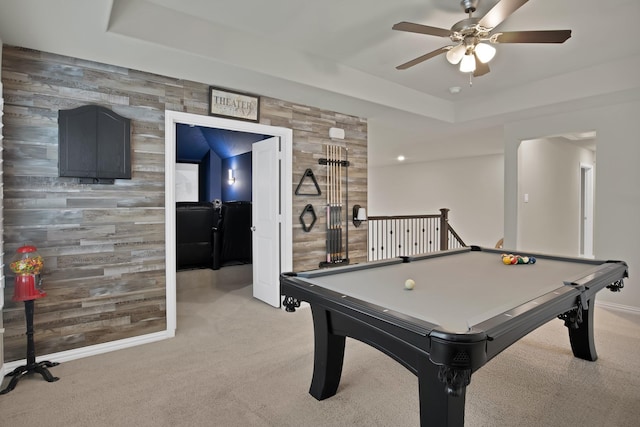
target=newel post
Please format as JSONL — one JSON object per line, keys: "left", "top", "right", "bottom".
{"left": 439, "top": 208, "right": 449, "bottom": 251}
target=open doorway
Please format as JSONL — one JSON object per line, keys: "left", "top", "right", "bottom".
{"left": 164, "top": 111, "right": 293, "bottom": 334}
{"left": 516, "top": 131, "right": 596, "bottom": 257}
{"left": 175, "top": 124, "right": 265, "bottom": 272}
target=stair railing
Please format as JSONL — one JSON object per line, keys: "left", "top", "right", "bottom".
{"left": 366, "top": 208, "right": 466, "bottom": 261}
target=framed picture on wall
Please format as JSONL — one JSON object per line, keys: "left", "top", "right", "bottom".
{"left": 175, "top": 163, "right": 199, "bottom": 202}
{"left": 209, "top": 86, "right": 260, "bottom": 122}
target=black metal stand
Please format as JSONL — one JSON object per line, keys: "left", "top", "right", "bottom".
{"left": 0, "top": 299, "right": 59, "bottom": 395}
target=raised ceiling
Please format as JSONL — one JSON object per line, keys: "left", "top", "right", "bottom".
{"left": 176, "top": 124, "right": 268, "bottom": 162}
{"left": 1, "top": 0, "right": 638, "bottom": 165}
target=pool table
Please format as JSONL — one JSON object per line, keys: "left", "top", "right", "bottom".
{"left": 280, "top": 246, "right": 627, "bottom": 427}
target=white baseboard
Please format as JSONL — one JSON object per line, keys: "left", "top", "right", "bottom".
{"left": 2, "top": 329, "right": 175, "bottom": 375}
{"left": 595, "top": 300, "right": 640, "bottom": 315}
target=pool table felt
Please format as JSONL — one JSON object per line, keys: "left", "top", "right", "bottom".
{"left": 298, "top": 251, "right": 602, "bottom": 333}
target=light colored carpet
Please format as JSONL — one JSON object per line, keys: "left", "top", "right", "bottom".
{"left": 0, "top": 265, "right": 638, "bottom": 426}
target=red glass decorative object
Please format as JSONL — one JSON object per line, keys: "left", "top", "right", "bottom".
{"left": 10, "top": 245, "right": 46, "bottom": 301}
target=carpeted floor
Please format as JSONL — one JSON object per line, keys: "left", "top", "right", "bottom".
{"left": 0, "top": 265, "right": 638, "bottom": 426}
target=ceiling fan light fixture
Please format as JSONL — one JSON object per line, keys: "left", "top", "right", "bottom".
{"left": 446, "top": 43, "right": 466, "bottom": 65}
{"left": 459, "top": 53, "right": 476, "bottom": 73}
{"left": 474, "top": 42, "right": 496, "bottom": 63}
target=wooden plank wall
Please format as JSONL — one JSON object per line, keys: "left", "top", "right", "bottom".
{"left": 1, "top": 46, "right": 367, "bottom": 362}
{"left": 260, "top": 99, "right": 368, "bottom": 271}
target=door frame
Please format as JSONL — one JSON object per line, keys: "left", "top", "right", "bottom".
{"left": 580, "top": 163, "right": 594, "bottom": 258}
{"left": 164, "top": 110, "right": 293, "bottom": 334}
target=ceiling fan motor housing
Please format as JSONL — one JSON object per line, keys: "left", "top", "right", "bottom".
{"left": 460, "top": 0, "right": 478, "bottom": 14}
{"left": 450, "top": 18, "right": 491, "bottom": 43}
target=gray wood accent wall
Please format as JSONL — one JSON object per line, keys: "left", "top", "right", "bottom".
{"left": 1, "top": 46, "right": 367, "bottom": 362}
{"left": 260, "top": 99, "right": 368, "bottom": 271}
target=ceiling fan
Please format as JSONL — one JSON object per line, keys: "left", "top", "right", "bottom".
{"left": 393, "top": 0, "right": 571, "bottom": 76}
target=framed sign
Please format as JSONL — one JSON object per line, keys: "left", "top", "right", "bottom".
{"left": 209, "top": 86, "right": 260, "bottom": 122}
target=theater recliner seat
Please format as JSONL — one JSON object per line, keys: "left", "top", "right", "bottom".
{"left": 213, "top": 201, "right": 252, "bottom": 268}
{"left": 176, "top": 202, "right": 218, "bottom": 270}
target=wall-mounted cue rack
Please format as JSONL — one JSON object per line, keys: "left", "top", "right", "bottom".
{"left": 318, "top": 145, "right": 350, "bottom": 268}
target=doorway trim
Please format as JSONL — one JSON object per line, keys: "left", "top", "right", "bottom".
{"left": 164, "top": 110, "right": 293, "bottom": 334}
{"left": 580, "top": 163, "right": 594, "bottom": 258}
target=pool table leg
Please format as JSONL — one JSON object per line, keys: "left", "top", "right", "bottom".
{"left": 309, "top": 306, "right": 346, "bottom": 400}
{"left": 566, "top": 297, "right": 598, "bottom": 361}
{"left": 418, "top": 360, "right": 465, "bottom": 427}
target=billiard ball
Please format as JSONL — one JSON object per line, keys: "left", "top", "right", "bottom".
{"left": 404, "top": 279, "right": 415, "bottom": 290}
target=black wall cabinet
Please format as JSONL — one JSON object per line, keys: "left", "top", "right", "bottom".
{"left": 58, "top": 105, "right": 131, "bottom": 183}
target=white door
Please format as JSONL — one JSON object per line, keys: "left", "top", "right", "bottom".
{"left": 252, "top": 136, "right": 281, "bottom": 307}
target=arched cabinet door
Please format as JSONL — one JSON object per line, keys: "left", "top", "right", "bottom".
{"left": 58, "top": 105, "right": 131, "bottom": 183}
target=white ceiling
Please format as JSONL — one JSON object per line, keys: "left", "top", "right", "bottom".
{"left": 1, "top": 0, "right": 639, "bottom": 166}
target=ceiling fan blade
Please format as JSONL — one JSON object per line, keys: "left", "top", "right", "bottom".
{"left": 392, "top": 21, "right": 451, "bottom": 38}
{"left": 473, "top": 54, "right": 490, "bottom": 77}
{"left": 492, "top": 30, "right": 572, "bottom": 43}
{"left": 479, "top": 0, "right": 529, "bottom": 29}
{"left": 396, "top": 47, "right": 449, "bottom": 70}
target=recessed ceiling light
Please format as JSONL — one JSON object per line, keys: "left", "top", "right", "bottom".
{"left": 397, "top": 155, "right": 405, "bottom": 161}
{"left": 449, "top": 86, "right": 461, "bottom": 94}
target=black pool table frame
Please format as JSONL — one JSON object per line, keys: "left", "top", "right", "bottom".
{"left": 280, "top": 246, "right": 627, "bottom": 427}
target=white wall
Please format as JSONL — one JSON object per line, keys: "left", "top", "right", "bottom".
{"left": 368, "top": 154, "right": 504, "bottom": 248}
{"left": 369, "top": 98, "right": 639, "bottom": 310}
{"left": 517, "top": 137, "right": 595, "bottom": 257}
{"left": 504, "top": 100, "right": 640, "bottom": 310}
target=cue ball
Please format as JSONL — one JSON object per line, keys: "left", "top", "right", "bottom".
{"left": 404, "top": 279, "right": 415, "bottom": 290}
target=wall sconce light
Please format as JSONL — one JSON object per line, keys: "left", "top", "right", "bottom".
{"left": 352, "top": 204, "right": 367, "bottom": 227}
{"left": 228, "top": 169, "right": 235, "bottom": 185}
